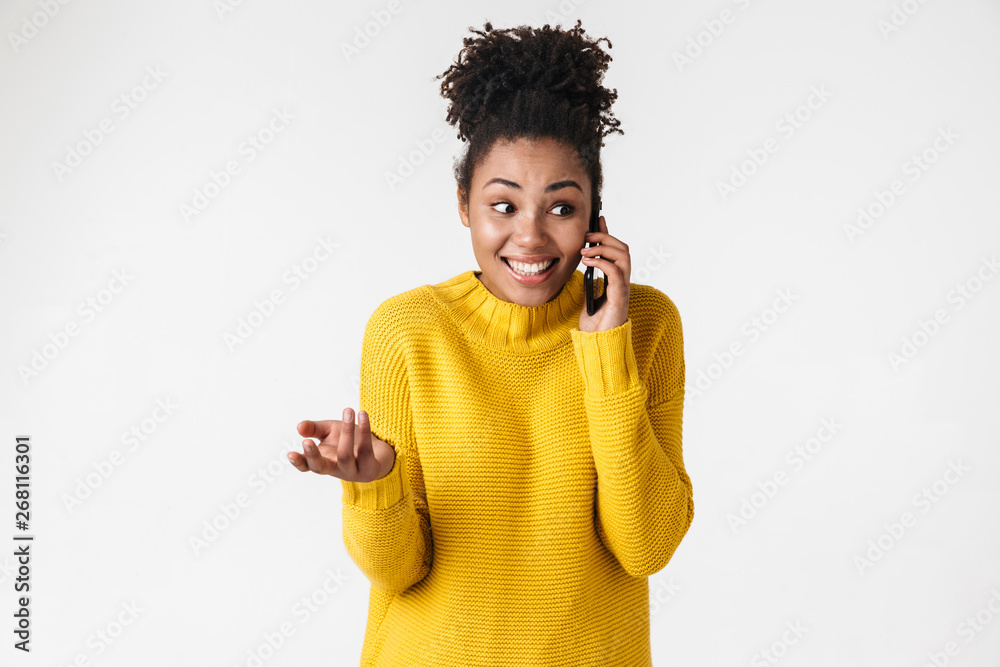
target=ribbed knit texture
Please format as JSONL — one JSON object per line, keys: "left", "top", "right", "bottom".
{"left": 341, "top": 268, "right": 693, "bottom": 667}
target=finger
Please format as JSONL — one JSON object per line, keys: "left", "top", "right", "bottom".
{"left": 580, "top": 242, "right": 628, "bottom": 259}
{"left": 581, "top": 256, "right": 626, "bottom": 280}
{"left": 355, "top": 410, "right": 376, "bottom": 475}
{"left": 298, "top": 419, "right": 336, "bottom": 440}
{"left": 581, "top": 246, "right": 627, "bottom": 270}
{"left": 584, "top": 236, "right": 625, "bottom": 254}
{"left": 337, "top": 407, "right": 357, "bottom": 475}
{"left": 286, "top": 450, "right": 309, "bottom": 472}
{"left": 301, "top": 437, "right": 331, "bottom": 475}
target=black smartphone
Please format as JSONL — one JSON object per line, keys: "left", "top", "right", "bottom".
{"left": 584, "top": 197, "right": 606, "bottom": 316}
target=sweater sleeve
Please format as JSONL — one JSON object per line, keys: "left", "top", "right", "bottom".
{"left": 340, "top": 300, "right": 433, "bottom": 595}
{"left": 568, "top": 298, "right": 693, "bottom": 577}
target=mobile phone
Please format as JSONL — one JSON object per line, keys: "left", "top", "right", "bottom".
{"left": 584, "top": 197, "right": 606, "bottom": 316}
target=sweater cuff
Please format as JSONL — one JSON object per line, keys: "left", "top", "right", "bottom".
{"left": 340, "top": 448, "right": 407, "bottom": 510}
{"left": 569, "top": 318, "right": 641, "bottom": 398}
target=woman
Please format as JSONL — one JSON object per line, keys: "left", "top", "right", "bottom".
{"left": 288, "top": 20, "right": 694, "bottom": 666}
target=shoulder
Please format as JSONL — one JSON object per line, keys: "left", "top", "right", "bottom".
{"left": 628, "top": 281, "right": 682, "bottom": 342}
{"left": 366, "top": 285, "right": 427, "bottom": 325}
{"left": 367, "top": 269, "right": 479, "bottom": 326}
{"left": 362, "top": 279, "right": 443, "bottom": 346}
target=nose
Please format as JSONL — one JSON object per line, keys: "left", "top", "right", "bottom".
{"left": 510, "top": 209, "right": 549, "bottom": 248}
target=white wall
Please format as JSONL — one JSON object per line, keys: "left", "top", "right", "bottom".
{"left": 1, "top": 0, "right": 998, "bottom": 665}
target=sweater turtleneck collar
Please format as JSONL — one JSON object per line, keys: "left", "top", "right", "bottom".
{"left": 428, "top": 268, "right": 586, "bottom": 354}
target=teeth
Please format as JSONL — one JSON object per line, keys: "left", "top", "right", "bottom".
{"left": 507, "top": 258, "right": 554, "bottom": 276}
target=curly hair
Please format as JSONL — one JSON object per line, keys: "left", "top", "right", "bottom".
{"left": 435, "top": 19, "right": 624, "bottom": 212}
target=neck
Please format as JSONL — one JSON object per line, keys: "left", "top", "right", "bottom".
{"left": 431, "top": 269, "right": 585, "bottom": 353}
{"left": 475, "top": 272, "right": 566, "bottom": 304}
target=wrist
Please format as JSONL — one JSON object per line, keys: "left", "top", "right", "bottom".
{"left": 378, "top": 447, "right": 397, "bottom": 481}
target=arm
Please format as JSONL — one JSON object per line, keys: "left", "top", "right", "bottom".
{"left": 340, "top": 301, "right": 433, "bottom": 595}
{"left": 568, "top": 296, "right": 693, "bottom": 577}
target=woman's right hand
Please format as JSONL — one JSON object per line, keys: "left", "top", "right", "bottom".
{"left": 288, "top": 408, "right": 396, "bottom": 483}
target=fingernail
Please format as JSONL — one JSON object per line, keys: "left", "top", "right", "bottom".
{"left": 359, "top": 411, "right": 368, "bottom": 424}
{"left": 343, "top": 407, "right": 352, "bottom": 421}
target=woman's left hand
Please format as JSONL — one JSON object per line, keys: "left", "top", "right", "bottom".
{"left": 578, "top": 215, "right": 630, "bottom": 333}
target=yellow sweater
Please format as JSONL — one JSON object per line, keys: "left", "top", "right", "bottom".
{"left": 340, "top": 268, "right": 693, "bottom": 666}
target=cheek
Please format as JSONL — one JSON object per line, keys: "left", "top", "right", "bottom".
{"left": 472, "top": 224, "right": 506, "bottom": 249}
{"left": 559, "top": 236, "right": 585, "bottom": 258}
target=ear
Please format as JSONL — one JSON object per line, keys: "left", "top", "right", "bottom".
{"left": 457, "top": 187, "right": 470, "bottom": 228}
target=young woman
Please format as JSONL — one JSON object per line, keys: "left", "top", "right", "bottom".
{"left": 288, "top": 20, "right": 694, "bottom": 666}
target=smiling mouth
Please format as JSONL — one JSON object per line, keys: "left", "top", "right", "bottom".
{"left": 503, "top": 257, "right": 558, "bottom": 275}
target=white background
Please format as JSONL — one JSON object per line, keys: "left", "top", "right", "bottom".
{"left": 2, "top": 0, "right": 999, "bottom": 665}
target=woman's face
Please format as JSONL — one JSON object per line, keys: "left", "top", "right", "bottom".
{"left": 458, "top": 136, "right": 592, "bottom": 307}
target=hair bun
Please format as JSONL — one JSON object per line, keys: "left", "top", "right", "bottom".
{"left": 436, "top": 19, "right": 622, "bottom": 145}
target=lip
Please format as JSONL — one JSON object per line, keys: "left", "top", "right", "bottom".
{"left": 502, "top": 257, "right": 559, "bottom": 285}
{"left": 503, "top": 255, "right": 556, "bottom": 263}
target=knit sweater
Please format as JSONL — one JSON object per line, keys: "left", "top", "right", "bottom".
{"left": 340, "top": 268, "right": 693, "bottom": 667}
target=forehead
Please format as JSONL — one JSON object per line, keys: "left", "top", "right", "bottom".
{"left": 476, "top": 137, "right": 586, "bottom": 183}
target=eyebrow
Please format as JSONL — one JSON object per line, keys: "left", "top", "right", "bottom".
{"left": 482, "top": 178, "right": 583, "bottom": 193}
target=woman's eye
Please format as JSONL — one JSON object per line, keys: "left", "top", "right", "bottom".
{"left": 489, "top": 202, "right": 575, "bottom": 216}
